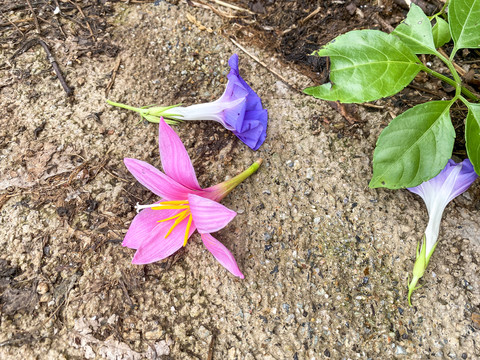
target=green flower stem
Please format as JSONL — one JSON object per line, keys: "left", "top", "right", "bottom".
{"left": 107, "top": 99, "right": 140, "bottom": 112}
{"left": 420, "top": 66, "right": 479, "bottom": 102}
{"left": 216, "top": 159, "right": 263, "bottom": 200}
{"left": 106, "top": 100, "right": 181, "bottom": 125}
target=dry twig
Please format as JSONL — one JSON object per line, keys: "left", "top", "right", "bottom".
{"left": 299, "top": 7, "right": 321, "bottom": 24}
{"left": 373, "top": 13, "right": 394, "bottom": 32}
{"left": 208, "top": 0, "right": 253, "bottom": 14}
{"left": 105, "top": 57, "right": 121, "bottom": 97}
{"left": 188, "top": 0, "right": 236, "bottom": 18}
{"left": 26, "top": 0, "right": 41, "bottom": 33}
{"left": 10, "top": 38, "right": 73, "bottom": 95}
{"left": 438, "top": 48, "right": 467, "bottom": 77}
{"left": 230, "top": 38, "right": 302, "bottom": 93}
{"left": 207, "top": 331, "right": 216, "bottom": 360}
{"left": 38, "top": 39, "right": 74, "bottom": 96}
{"left": 68, "top": 0, "right": 96, "bottom": 41}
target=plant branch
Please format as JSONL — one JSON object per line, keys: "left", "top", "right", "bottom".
{"left": 420, "top": 66, "right": 479, "bottom": 102}
{"left": 434, "top": 50, "right": 466, "bottom": 98}
{"left": 458, "top": 95, "right": 472, "bottom": 107}
{"left": 437, "top": 0, "right": 449, "bottom": 18}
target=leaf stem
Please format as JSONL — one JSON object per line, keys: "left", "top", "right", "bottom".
{"left": 434, "top": 50, "right": 462, "bottom": 97}
{"left": 420, "top": 66, "right": 479, "bottom": 102}
{"left": 437, "top": 0, "right": 449, "bottom": 17}
{"left": 458, "top": 95, "right": 471, "bottom": 107}
{"left": 450, "top": 47, "right": 458, "bottom": 62}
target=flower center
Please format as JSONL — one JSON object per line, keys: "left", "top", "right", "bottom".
{"left": 135, "top": 200, "right": 193, "bottom": 246}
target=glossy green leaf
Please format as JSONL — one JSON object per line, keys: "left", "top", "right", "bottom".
{"left": 304, "top": 30, "right": 422, "bottom": 103}
{"left": 432, "top": 17, "right": 452, "bottom": 48}
{"left": 465, "top": 103, "right": 480, "bottom": 174}
{"left": 392, "top": 3, "right": 436, "bottom": 54}
{"left": 449, "top": 0, "right": 480, "bottom": 50}
{"left": 370, "top": 101, "right": 455, "bottom": 189}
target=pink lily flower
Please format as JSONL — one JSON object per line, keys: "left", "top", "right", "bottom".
{"left": 123, "top": 118, "right": 262, "bottom": 278}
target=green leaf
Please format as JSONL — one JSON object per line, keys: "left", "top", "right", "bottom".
{"left": 449, "top": 0, "right": 480, "bottom": 50}
{"left": 465, "top": 102, "right": 480, "bottom": 174}
{"left": 303, "top": 30, "right": 422, "bottom": 103}
{"left": 392, "top": 3, "right": 436, "bottom": 54}
{"left": 369, "top": 101, "right": 455, "bottom": 189}
{"left": 432, "top": 17, "right": 452, "bottom": 48}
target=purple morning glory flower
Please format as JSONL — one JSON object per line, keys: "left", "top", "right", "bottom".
{"left": 407, "top": 158, "right": 478, "bottom": 305}
{"left": 107, "top": 54, "right": 268, "bottom": 151}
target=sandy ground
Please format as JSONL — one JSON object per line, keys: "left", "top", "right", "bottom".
{"left": 1, "top": 2, "right": 479, "bottom": 359}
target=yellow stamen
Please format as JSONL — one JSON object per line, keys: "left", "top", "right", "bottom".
{"left": 183, "top": 215, "right": 193, "bottom": 247}
{"left": 160, "top": 200, "right": 189, "bottom": 205}
{"left": 141, "top": 198, "right": 193, "bottom": 246}
{"left": 164, "top": 210, "right": 190, "bottom": 238}
{"left": 157, "top": 210, "right": 187, "bottom": 223}
{"left": 151, "top": 205, "right": 190, "bottom": 210}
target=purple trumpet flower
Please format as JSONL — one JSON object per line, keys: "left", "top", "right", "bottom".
{"left": 407, "top": 159, "right": 478, "bottom": 305}
{"left": 107, "top": 54, "right": 268, "bottom": 151}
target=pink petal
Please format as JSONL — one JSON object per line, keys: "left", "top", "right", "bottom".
{"left": 131, "top": 212, "right": 197, "bottom": 264}
{"left": 123, "top": 206, "right": 180, "bottom": 249}
{"left": 188, "top": 194, "right": 236, "bottom": 234}
{"left": 124, "top": 158, "right": 194, "bottom": 200}
{"left": 158, "top": 118, "right": 202, "bottom": 190}
{"left": 201, "top": 233, "right": 244, "bottom": 278}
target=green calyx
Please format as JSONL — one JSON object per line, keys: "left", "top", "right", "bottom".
{"left": 106, "top": 100, "right": 183, "bottom": 125}
{"left": 407, "top": 235, "right": 440, "bottom": 306}
{"left": 408, "top": 239, "right": 427, "bottom": 306}
{"left": 218, "top": 159, "right": 263, "bottom": 199}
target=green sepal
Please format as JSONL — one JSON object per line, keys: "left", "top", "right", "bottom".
{"left": 408, "top": 236, "right": 427, "bottom": 306}
{"left": 106, "top": 100, "right": 182, "bottom": 125}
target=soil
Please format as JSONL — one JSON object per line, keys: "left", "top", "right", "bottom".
{"left": 0, "top": 1, "right": 479, "bottom": 359}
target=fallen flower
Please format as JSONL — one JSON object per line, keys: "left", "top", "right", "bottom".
{"left": 107, "top": 54, "right": 268, "bottom": 150}
{"left": 407, "top": 158, "right": 478, "bottom": 305}
{"left": 123, "top": 118, "right": 262, "bottom": 278}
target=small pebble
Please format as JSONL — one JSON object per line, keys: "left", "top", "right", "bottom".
{"left": 306, "top": 168, "right": 314, "bottom": 180}
{"left": 395, "top": 345, "right": 407, "bottom": 355}
{"left": 36, "top": 282, "right": 49, "bottom": 295}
